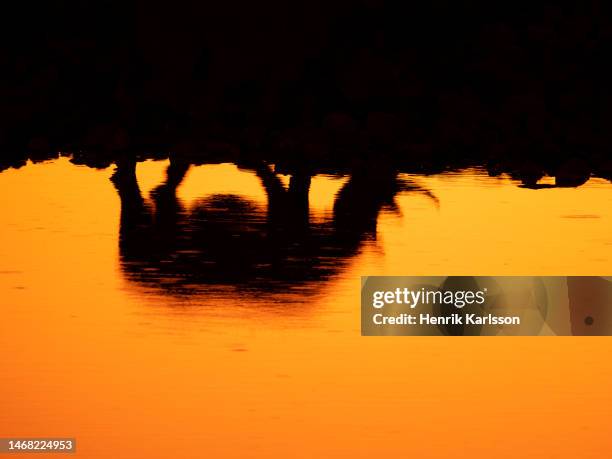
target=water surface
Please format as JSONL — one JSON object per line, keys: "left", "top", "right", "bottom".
{"left": 1, "top": 158, "right": 611, "bottom": 457}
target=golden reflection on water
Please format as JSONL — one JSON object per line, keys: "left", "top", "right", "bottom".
{"left": 1, "top": 157, "right": 611, "bottom": 458}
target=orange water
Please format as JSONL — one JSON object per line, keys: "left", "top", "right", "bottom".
{"left": 1, "top": 158, "right": 611, "bottom": 458}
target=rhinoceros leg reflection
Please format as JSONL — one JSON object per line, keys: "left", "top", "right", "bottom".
{"left": 111, "top": 158, "right": 154, "bottom": 262}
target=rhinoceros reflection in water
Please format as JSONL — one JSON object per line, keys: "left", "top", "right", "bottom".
{"left": 111, "top": 158, "right": 437, "bottom": 299}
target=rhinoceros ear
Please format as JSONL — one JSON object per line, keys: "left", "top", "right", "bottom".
{"left": 568, "top": 277, "right": 612, "bottom": 336}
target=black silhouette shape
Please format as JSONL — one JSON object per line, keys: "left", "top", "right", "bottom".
{"left": 111, "top": 157, "right": 437, "bottom": 300}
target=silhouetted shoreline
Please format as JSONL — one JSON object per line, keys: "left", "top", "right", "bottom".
{"left": 2, "top": 148, "right": 609, "bottom": 191}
